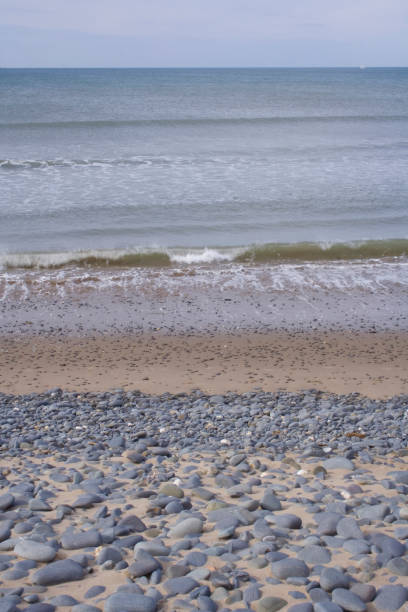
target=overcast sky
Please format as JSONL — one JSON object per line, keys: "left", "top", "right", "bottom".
{"left": 1, "top": 0, "right": 407, "bottom": 67}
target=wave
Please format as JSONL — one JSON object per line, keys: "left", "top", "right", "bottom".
{"left": 1, "top": 240, "right": 408, "bottom": 271}
{"left": 236, "top": 239, "right": 408, "bottom": 263}
{"left": 1, "top": 114, "right": 407, "bottom": 129}
{"left": 2, "top": 141, "right": 407, "bottom": 171}
{"left": 0, "top": 157, "right": 161, "bottom": 170}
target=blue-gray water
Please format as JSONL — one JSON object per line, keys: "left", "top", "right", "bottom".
{"left": 1, "top": 67, "right": 408, "bottom": 304}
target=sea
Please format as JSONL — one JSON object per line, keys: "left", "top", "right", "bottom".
{"left": 1, "top": 67, "right": 408, "bottom": 306}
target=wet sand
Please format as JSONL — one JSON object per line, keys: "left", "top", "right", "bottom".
{"left": 1, "top": 330, "right": 407, "bottom": 398}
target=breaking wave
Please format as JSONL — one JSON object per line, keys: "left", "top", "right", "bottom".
{"left": 1, "top": 240, "right": 408, "bottom": 271}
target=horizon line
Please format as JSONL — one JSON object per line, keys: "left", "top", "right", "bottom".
{"left": 1, "top": 65, "right": 408, "bottom": 70}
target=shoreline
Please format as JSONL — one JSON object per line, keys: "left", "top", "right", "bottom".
{"left": 1, "top": 329, "right": 407, "bottom": 398}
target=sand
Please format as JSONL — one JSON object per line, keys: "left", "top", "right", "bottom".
{"left": 1, "top": 330, "right": 407, "bottom": 398}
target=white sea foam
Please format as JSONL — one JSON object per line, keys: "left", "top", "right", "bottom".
{"left": 170, "top": 248, "right": 238, "bottom": 264}
{"left": 1, "top": 259, "right": 408, "bottom": 302}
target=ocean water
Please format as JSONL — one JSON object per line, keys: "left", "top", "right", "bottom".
{"left": 1, "top": 67, "right": 408, "bottom": 300}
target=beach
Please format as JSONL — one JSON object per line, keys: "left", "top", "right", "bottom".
{"left": 1, "top": 271, "right": 408, "bottom": 610}
{"left": 1, "top": 66, "right": 408, "bottom": 612}
{"left": 1, "top": 385, "right": 408, "bottom": 612}
{"left": 1, "top": 330, "right": 408, "bottom": 398}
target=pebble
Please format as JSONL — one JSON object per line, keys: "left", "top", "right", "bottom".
{"left": 32, "top": 559, "right": 85, "bottom": 585}
{"left": 271, "top": 558, "right": 310, "bottom": 579}
{"left": 287, "top": 605, "right": 313, "bottom": 612}
{"left": 169, "top": 518, "right": 203, "bottom": 538}
{"left": 336, "top": 517, "right": 363, "bottom": 539}
{"left": 0, "top": 388, "right": 407, "bottom": 612}
{"left": 104, "top": 592, "right": 157, "bottom": 612}
{"left": 163, "top": 577, "right": 200, "bottom": 595}
{"left": 319, "top": 567, "right": 350, "bottom": 592}
{"left": 61, "top": 530, "right": 102, "bottom": 550}
{"left": 332, "top": 588, "right": 366, "bottom": 612}
{"left": 297, "top": 545, "right": 331, "bottom": 564}
{"left": 323, "top": 457, "right": 355, "bottom": 470}
{"left": 48, "top": 594, "right": 78, "bottom": 606}
{"left": 14, "top": 540, "right": 57, "bottom": 563}
{"left": 257, "top": 597, "right": 288, "bottom": 612}
{"left": 374, "top": 585, "right": 408, "bottom": 611}
{"left": 387, "top": 557, "right": 408, "bottom": 575}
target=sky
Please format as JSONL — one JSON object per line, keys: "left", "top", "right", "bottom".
{"left": 0, "top": 0, "right": 407, "bottom": 67}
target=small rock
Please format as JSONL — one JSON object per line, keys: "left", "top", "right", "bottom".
{"left": 163, "top": 577, "right": 200, "bottom": 595}
{"left": 271, "top": 558, "right": 310, "bottom": 580}
{"left": 32, "top": 559, "right": 85, "bottom": 586}
{"left": 332, "top": 588, "right": 366, "bottom": 611}
{"left": 169, "top": 518, "right": 203, "bottom": 538}
{"left": 374, "top": 585, "right": 408, "bottom": 611}
{"left": 258, "top": 597, "right": 288, "bottom": 612}
{"left": 104, "top": 592, "right": 157, "bottom": 612}
{"left": 14, "top": 540, "right": 57, "bottom": 563}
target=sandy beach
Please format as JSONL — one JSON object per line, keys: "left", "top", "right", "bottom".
{"left": 1, "top": 258, "right": 408, "bottom": 611}
{"left": 1, "top": 330, "right": 407, "bottom": 398}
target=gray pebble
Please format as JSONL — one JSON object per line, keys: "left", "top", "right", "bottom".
{"left": 32, "top": 559, "right": 85, "bottom": 586}
{"left": 374, "top": 585, "right": 408, "bottom": 611}
{"left": 169, "top": 518, "right": 203, "bottom": 538}
{"left": 320, "top": 567, "right": 350, "bottom": 592}
{"left": 271, "top": 558, "right": 310, "bottom": 579}
{"left": 14, "top": 540, "right": 56, "bottom": 563}
{"left": 164, "top": 577, "right": 200, "bottom": 595}
{"left": 84, "top": 586, "right": 106, "bottom": 599}
{"left": 297, "top": 545, "right": 331, "bottom": 565}
{"left": 332, "top": 588, "right": 366, "bottom": 611}
{"left": 104, "top": 592, "right": 157, "bottom": 612}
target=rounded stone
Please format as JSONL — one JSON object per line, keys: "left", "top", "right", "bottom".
{"left": 32, "top": 559, "right": 85, "bottom": 586}
{"left": 0, "top": 494, "right": 15, "bottom": 511}
{"left": 163, "top": 577, "right": 200, "bottom": 595}
{"left": 374, "top": 586, "right": 408, "bottom": 611}
{"left": 61, "top": 530, "right": 102, "bottom": 550}
{"left": 272, "top": 514, "right": 302, "bottom": 529}
{"left": 14, "top": 540, "right": 57, "bottom": 563}
{"left": 159, "top": 483, "right": 184, "bottom": 498}
{"left": 49, "top": 594, "right": 78, "bottom": 606}
{"left": 297, "top": 545, "right": 331, "bottom": 565}
{"left": 350, "top": 584, "right": 376, "bottom": 603}
{"left": 257, "top": 597, "right": 288, "bottom": 612}
{"left": 271, "top": 558, "right": 310, "bottom": 580}
{"left": 336, "top": 518, "right": 363, "bottom": 539}
{"left": 260, "top": 493, "right": 282, "bottom": 512}
{"left": 84, "top": 585, "right": 106, "bottom": 599}
{"left": 332, "top": 588, "right": 366, "bottom": 612}
{"left": 169, "top": 518, "right": 203, "bottom": 538}
{"left": 104, "top": 592, "right": 157, "bottom": 612}
{"left": 314, "top": 603, "right": 343, "bottom": 612}
{"left": 387, "top": 557, "right": 408, "bottom": 576}
{"left": 287, "top": 605, "right": 313, "bottom": 612}
{"left": 320, "top": 568, "right": 350, "bottom": 592}
{"left": 323, "top": 457, "right": 355, "bottom": 470}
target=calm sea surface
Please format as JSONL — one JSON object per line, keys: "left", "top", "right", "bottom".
{"left": 1, "top": 67, "right": 408, "bottom": 300}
